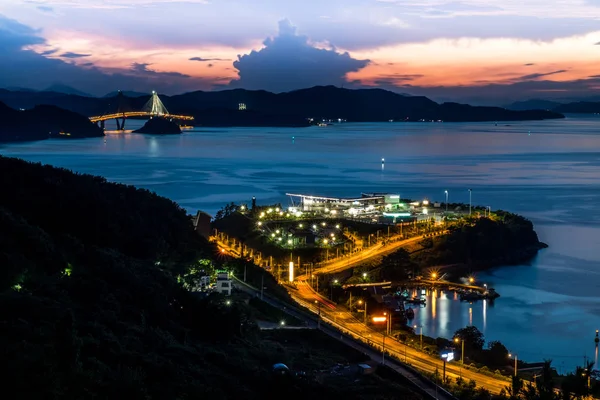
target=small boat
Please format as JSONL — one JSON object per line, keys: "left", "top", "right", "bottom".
{"left": 405, "top": 297, "right": 426, "bottom": 305}
{"left": 460, "top": 292, "right": 483, "bottom": 301}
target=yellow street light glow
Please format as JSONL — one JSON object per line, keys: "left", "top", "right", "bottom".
{"left": 276, "top": 230, "right": 280, "bottom": 234}
{"left": 336, "top": 224, "right": 340, "bottom": 229}
{"left": 373, "top": 316, "right": 387, "bottom": 322}
{"left": 323, "top": 239, "right": 329, "bottom": 244}
{"left": 312, "top": 224, "right": 317, "bottom": 229}
{"left": 431, "top": 272, "right": 437, "bottom": 279}
{"left": 279, "top": 211, "right": 284, "bottom": 216}
{"left": 358, "top": 300, "right": 363, "bottom": 304}
{"left": 299, "top": 224, "right": 303, "bottom": 228}
{"left": 469, "top": 277, "right": 475, "bottom": 283}
{"left": 257, "top": 222, "right": 262, "bottom": 226}
{"left": 321, "top": 222, "right": 326, "bottom": 226}
{"left": 289, "top": 261, "right": 294, "bottom": 282}
{"left": 331, "top": 210, "right": 337, "bottom": 215}
{"left": 287, "top": 239, "right": 292, "bottom": 244}
{"left": 275, "top": 208, "right": 279, "bottom": 212}
{"left": 330, "top": 233, "right": 334, "bottom": 237}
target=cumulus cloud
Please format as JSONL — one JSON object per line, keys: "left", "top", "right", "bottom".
{"left": 229, "top": 19, "right": 370, "bottom": 92}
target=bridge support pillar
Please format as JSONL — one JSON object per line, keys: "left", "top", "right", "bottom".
{"left": 99, "top": 120, "right": 105, "bottom": 130}
{"left": 120, "top": 117, "right": 126, "bottom": 130}
{"left": 115, "top": 118, "right": 121, "bottom": 130}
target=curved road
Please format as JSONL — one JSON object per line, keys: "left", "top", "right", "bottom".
{"left": 291, "top": 281, "right": 510, "bottom": 394}
{"left": 297, "top": 234, "right": 427, "bottom": 279}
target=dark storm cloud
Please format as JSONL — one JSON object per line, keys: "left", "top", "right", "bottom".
{"left": 0, "top": 15, "right": 204, "bottom": 95}
{"left": 517, "top": 70, "right": 567, "bottom": 81}
{"left": 595, "top": 42, "right": 600, "bottom": 45}
{"left": 229, "top": 19, "right": 369, "bottom": 92}
{"left": 130, "top": 62, "right": 190, "bottom": 78}
{"left": 524, "top": 63, "right": 535, "bottom": 66}
{"left": 40, "top": 48, "right": 58, "bottom": 56}
{"left": 60, "top": 51, "right": 91, "bottom": 58}
{"left": 189, "top": 57, "right": 229, "bottom": 62}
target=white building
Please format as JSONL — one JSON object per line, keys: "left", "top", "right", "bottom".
{"left": 215, "top": 272, "right": 232, "bottom": 296}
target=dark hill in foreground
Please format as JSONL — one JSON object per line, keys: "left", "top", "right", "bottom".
{"left": 0, "top": 86, "right": 564, "bottom": 127}
{"left": 0, "top": 101, "right": 103, "bottom": 142}
{"left": 0, "top": 156, "right": 420, "bottom": 399}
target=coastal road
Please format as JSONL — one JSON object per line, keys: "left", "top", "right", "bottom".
{"left": 232, "top": 276, "right": 458, "bottom": 400}
{"left": 296, "top": 234, "right": 428, "bottom": 280}
{"left": 290, "top": 281, "right": 510, "bottom": 394}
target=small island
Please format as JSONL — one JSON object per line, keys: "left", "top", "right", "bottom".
{"left": 133, "top": 117, "right": 182, "bottom": 134}
{"left": 0, "top": 101, "right": 104, "bottom": 142}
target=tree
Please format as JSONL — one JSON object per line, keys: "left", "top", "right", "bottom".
{"left": 454, "top": 326, "right": 485, "bottom": 351}
{"left": 487, "top": 340, "right": 509, "bottom": 366}
{"left": 214, "top": 202, "right": 239, "bottom": 220}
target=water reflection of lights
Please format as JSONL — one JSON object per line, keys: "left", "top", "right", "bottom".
{"left": 483, "top": 299, "right": 487, "bottom": 331}
{"left": 469, "top": 307, "right": 473, "bottom": 326}
{"left": 431, "top": 289, "right": 437, "bottom": 319}
{"left": 149, "top": 137, "right": 159, "bottom": 156}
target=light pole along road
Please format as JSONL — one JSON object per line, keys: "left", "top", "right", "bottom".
{"left": 296, "top": 234, "right": 430, "bottom": 279}
{"left": 293, "top": 281, "right": 509, "bottom": 394}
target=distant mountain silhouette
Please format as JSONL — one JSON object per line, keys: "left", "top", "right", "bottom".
{"left": 553, "top": 101, "right": 600, "bottom": 113}
{"left": 103, "top": 90, "right": 148, "bottom": 98}
{"left": 0, "top": 86, "right": 564, "bottom": 126}
{"left": 505, "top": 99, "right": 563, "bottom": 111}
{"left": 0, "top": 101, "right": 103, "bottom": 142}
{"left": 44, "top": 84, "right": 92, "bottom": 97}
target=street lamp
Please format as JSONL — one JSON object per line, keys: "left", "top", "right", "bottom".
{"left": 454, "top": 337, "right": 465, "bottom": 379}
{"left": 468, "top": 189, "right": 472, "bottom": 216}
{"left": 431, "top": 272, "right": 438, "bottom": 280}
{"left": 469, "top": 277, "right": 475, "bottom": 284}
{"left": 315, "top": 300, "right": 321, "bottom": 329}
{"left": 358, "top": 299, "right": 367, "bottom": 324}
{"left": 414, "top": 325, "right": 423, "bottom": 349}
{"left": 509, "top": 353, "right": 518, "bottom": 376}
{"left": 444, "top": 190, "right": 448, "bottom": 212}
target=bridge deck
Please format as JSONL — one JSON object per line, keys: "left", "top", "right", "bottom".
{"left": 89, "top": 112, "right": 194, "bottom": 123}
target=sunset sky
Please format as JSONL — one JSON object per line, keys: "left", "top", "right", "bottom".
{"left": 1, "top": 0, "right": 600, "bottom": 104}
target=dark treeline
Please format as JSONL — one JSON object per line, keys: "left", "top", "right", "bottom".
{"left": 0, "top": 101, "right": 103, "bottom": 142}
{"left": 414, "top": 211, "right": 547, "bottom": 271}
{"left": 0, "top": 156, "right": 425, "bottom": 399}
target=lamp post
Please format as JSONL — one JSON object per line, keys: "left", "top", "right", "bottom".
{"left": 414, "top": 324, "right": 423, "bottom": 349}
{"left": 444, "top": 190, "right": 448, "bottom": 212}
{"left": 358, "top": 300, "right": 367, "bottom": 324}
{"left": 509, "top": 353, "right": 518, "bottom": 376}
{"left": 468, "top": 189, "right": 472, "bottom": 215}
{"left": 382, "top": 333, "right": 386, "bottom": 364}
{"left": 454, "top": 337, "right": 465, "bottom": 379}
{"left": 315, "top": 300, "right": 321, "bottom": 329}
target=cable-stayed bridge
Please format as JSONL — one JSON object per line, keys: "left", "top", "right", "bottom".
{"left": 89, "top": 91, "right": 193, "bottom": 130}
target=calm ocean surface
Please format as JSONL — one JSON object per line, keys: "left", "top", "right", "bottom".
{"left": 2, "top": 116, "right": 600, "bottom": 372}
